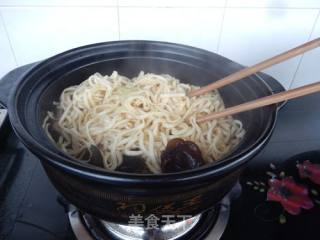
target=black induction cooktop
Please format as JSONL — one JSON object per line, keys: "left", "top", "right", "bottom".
{"left": 0, "top": 65, "right": 320, "bottom": 240}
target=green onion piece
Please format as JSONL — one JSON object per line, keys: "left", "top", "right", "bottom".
{"left": 279, "top": 214, "right": 286, "bottom": 224}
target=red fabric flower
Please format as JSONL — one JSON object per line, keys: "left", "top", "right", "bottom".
{"left": 297, "top": 160, "right": 320, "bottom": 185}
{"left": 267, "top": 177, "right": 314, "bottom": 215}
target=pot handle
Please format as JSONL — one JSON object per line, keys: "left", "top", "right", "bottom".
{"left": 256, "top": 72, "right": 287, "bottom": 110}
{"left": 0, "top": 63, "right": 37, "bottom": 108}
{"left": 0, "top": 73, "right": 13, "bottom": 108}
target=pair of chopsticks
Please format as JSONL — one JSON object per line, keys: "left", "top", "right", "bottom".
{"left": 189, "top": 38, "right": 320, "bottom": 123}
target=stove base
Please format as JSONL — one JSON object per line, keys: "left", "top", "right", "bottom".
{"left": 68, "top": 183, "right": 241, "bottom": 240}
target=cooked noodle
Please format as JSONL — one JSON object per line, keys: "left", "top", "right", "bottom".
{"left": 43, "top": 71, "right": 245, "bottom": 173}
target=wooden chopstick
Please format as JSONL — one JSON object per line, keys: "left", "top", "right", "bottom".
{"left": 197, "top": 81, "right": 320, "bottom": 123}
{"left": 188, "top": 37, "right": 320, "bottom": 97}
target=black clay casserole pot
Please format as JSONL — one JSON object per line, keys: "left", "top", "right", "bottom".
{"left": 8, "top": 41, "right": 279, "bottom": 224}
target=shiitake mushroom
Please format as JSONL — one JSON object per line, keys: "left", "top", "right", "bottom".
{"left": 161, "top": 138, "right": 204, "bottom": 173}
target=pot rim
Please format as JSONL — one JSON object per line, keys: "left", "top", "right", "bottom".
{"left": 8, "top": 40, "right": 278, "bottom": 186}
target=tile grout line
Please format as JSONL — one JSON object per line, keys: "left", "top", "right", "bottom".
{"left": 0, "top": 10, "right": 18, "bottom": 67}
{"left": 0, "top": 5, "right": 320, "bottom": 9}
{"left": 288, "top": 9, "right": 320, "bottom": 89}
{"left": 116, "top": 0, "right": 121, "bottom": 40}
{"left": 216, "top": 0, "right": 228, "bottom": 53}
{"left": 0, "top": 5, "right": 118, "bottom": 8}
{"left": 114, "top": 5, "right": 226, "bottom": 9}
